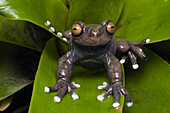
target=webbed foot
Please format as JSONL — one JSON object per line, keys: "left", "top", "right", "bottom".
{"left": 117, "top": 38, "right": 150, "bottom": 69}
{"left": 97, "top": 82, "right": 133, "bottom": 108}
{"left": 44, "top": 79, "right": 80, "bottom": 102}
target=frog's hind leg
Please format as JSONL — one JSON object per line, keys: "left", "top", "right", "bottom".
{"left": 44, "top": 50, "right": 82, "bottom": 102}
{"left": 97, "top": 52, "right": 133, "bottom": 108}
{"left": 44, "top": 20, "right": 71, "bottom": 42}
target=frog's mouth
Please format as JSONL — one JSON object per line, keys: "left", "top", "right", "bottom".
{"left": 73, "top": 35, "right": 112, "bottom": 46}
{"left": 73, "top": 42, "right": 110, "bottom": 56}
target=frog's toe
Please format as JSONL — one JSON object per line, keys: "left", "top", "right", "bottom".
{"left": 62, "top": 37, "right": 68, "bottom": 42}
{"left": 56, "top": 32, "right": 63, "bottom": 37}
{"left": 132, "top": 64, "right": 139, "bottom": 69}
{"left": 71, "top": 82, "right": 81, "bottom": 88}
{"left": 120, "top": 55, "right": 128, "bottom": 64}
{"left": 97, "top": 93, "right": 105, "bottom": 101}
{"left": 53, "top": 85, "right": 68, "bottom": 103}
{"left": 97, "top": 82, "right": 108, "bottom": 90}
{"left": 97, "top": 88, "right": 111, "bottom": 102}
{"left": 45, "top": 80, "right": 80, "bottom": 102}
{"left": 97, "top": 82, "right": 133, "bottom": 108}
{"left": 54, "top": 96, "right": 61, "bottom": 103}
{"left": 44, "top": 87, "right": 50, "bottom": 93}
{"left": 126, "top": 102, "right": 133, "bottom": 107}
{"left": 119, "top": 87, "right": 133, "bottom": 107}
{"left": 44, "top": 85, "right": 59, "bottom": 93}
{"left": 45, "top": 20, "right": 51, "bottom": 26}
{"left": 146, "top": 39, "right": 150, "bottom": 43}
{"left": 120, "top": 59, "right": 126, "bottom": 64}
{"left": 68, "top": 86, "right": 79, "bottom": 100}
{"left": 112, "top": 102, "right": 120, "bottom": 108}
{"left": 130, "top": 45, "right": 147, "bottom": 60}
{"left": 71, "top": 91, "right": 79, "bottom": 100}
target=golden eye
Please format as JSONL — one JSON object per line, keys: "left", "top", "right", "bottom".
{"left": 106, "top": 21, "right": 115, "bottom": 35}
{"left": 71, "top": 23, "right": 82, "bottom": 37}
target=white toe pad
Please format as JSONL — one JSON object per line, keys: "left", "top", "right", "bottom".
{"left": 44, "top": 87, "right": 50, "bottom": 93}
{"left": 112, "top": 102, "right": 120, "bottom": 108}
{"left": 72, "top": 82, "right": 81, "bottom": 88}
{"left": 45, "top": 20, "right": 50, "bottom": 26}
{"left": 120, "top": 59, "right": 125, "bottom": 64}
{"left": 97, "top": 94, "right": 105, "bottom": 102}
{"left": 72, "top": 92, "right": 79, "bottom": 100}
{"left": 132, "top": 64, "right": 139, "bottom": 69}
{"left": 54, "top": 96, "right": 61, "bottom": 103}
{"left": 57, "top": 32, "right": 63, "bottom": 37}
{"left": 126, "top": 102, "right": 133, "bottom": 107}
{"left": 146, "top": 39, "right": 150, "bottom": 43}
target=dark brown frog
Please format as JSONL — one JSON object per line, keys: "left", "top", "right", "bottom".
{"left": 44, "top": 20, "right": 150, "bottom": 108}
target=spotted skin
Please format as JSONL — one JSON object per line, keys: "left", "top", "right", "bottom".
{"left": 44, "top": 20, "right": 150, "bottom": 108}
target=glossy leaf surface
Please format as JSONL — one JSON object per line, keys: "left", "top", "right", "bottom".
{"left": 0, "top": 0, "right": 68, "bottom": 32}
{"left": 67, "top": 0, "right": 124, "bottom": 28}
{"left": 0, "top": 42, "right": 38, "bottom": 101}
{"left": 0, "top": 15, "right": 52, "bottom": 51}
{"left": 123, "top": 48, "right": 170, "bottom": 112}
{"left": 115, "top": 0, "right": 170, "bottom": 43}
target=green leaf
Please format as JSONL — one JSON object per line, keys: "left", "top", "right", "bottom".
{"left": 0, "top": 15, "right": 52, "bottom": 51}
{"left": 123, "top": 48, "right": 170, "bottom": 112}
{"left": 0, "top": 0, "right": 68, "bottom": 32}
{"left": 0, "top": 42, "right": 39, "bottom": 101}
{"left": 29, "top": 38, "right": 125, "bottom": 113}
{"left": 67, "top": 0, "right": 124, "bottom": 28}
{"left": 115, "top": 0, "right": 170, "bottom": 43}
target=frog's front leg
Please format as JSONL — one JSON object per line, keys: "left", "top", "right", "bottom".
{"left": 97, "top": 52, "right": 132, "bottom": 108}
{"left": 44, "top": 51, "right": 82, "bottom": 102}
{"left": 45, "top": 21, "right": 72, "bottom": 43}
{"left": 116, "top": 37, "right": 150, "bottom": 69}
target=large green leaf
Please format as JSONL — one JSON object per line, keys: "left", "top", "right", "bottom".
{"left": 0, "top": 0, "right": 68, "bottom": 29}
{"left": 123, "top": 48, "right": 170, "bottom": 112}
{"left": 0, "top": 42, "right": 39, "bottom": 101}
{"left": 1, "top": 0, "right": 170, "bottom": 43}
{"left": 67, "top": 0, "right": 124, "bottom": 27}
{"left": 0, "top": 15, "right": 52, "bottom": 51}
{"left": 115, "top": 0, "right": 170, "bottom": 43}
{"left": 29, "top": 38, "right": 125, "bottom": 113}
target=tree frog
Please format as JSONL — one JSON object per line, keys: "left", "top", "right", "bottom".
{"left": 44, "top": 20, "right": 150, "bottom": 108}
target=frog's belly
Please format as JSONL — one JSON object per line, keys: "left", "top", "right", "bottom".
{"left": 77, "top": 57, "right": 104, "bottom": 70}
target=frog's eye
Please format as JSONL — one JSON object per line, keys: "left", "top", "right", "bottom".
{"left": 106, "top": 21, "right": 116, "bottom": 35}
{"left": 72, "top": 23, "right": 83, "bottom": 37}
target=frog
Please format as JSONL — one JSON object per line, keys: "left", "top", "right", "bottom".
{"left": 44, "top": 20, "right": 150, "bottom": 108}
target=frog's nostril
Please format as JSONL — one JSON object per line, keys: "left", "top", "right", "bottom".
{"left": 90, "top": 30, "right": 101, "bottom": 37}
{"left": 92, "top": 31, "right": 98, "bottom": 36}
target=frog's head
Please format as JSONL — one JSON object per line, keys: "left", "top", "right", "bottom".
{"left": 71, "top": 20, "right": 116, "bottom": 46}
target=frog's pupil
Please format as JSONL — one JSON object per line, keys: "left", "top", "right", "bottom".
{"left": 73, "top": 28, "right": 77, "bottom": 30}
{"left": 111, "top": 26, "right": 115, "bottom": 28}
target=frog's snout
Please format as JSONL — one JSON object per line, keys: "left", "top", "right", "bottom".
{"left": 89, "top": 29, "right": 101, "bottom": 37}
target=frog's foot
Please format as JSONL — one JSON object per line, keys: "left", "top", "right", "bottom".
{"left": 97, "top": 82, "right": 133, "bottom": 108}
{"left": 44, "top": 20, "right": 68, "bottom": 42}
{"left": 120, "top": 39, "right": 150, "bottom": 69}
{"left": 44, "top": 79, "right": 80, "bottom": 102}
